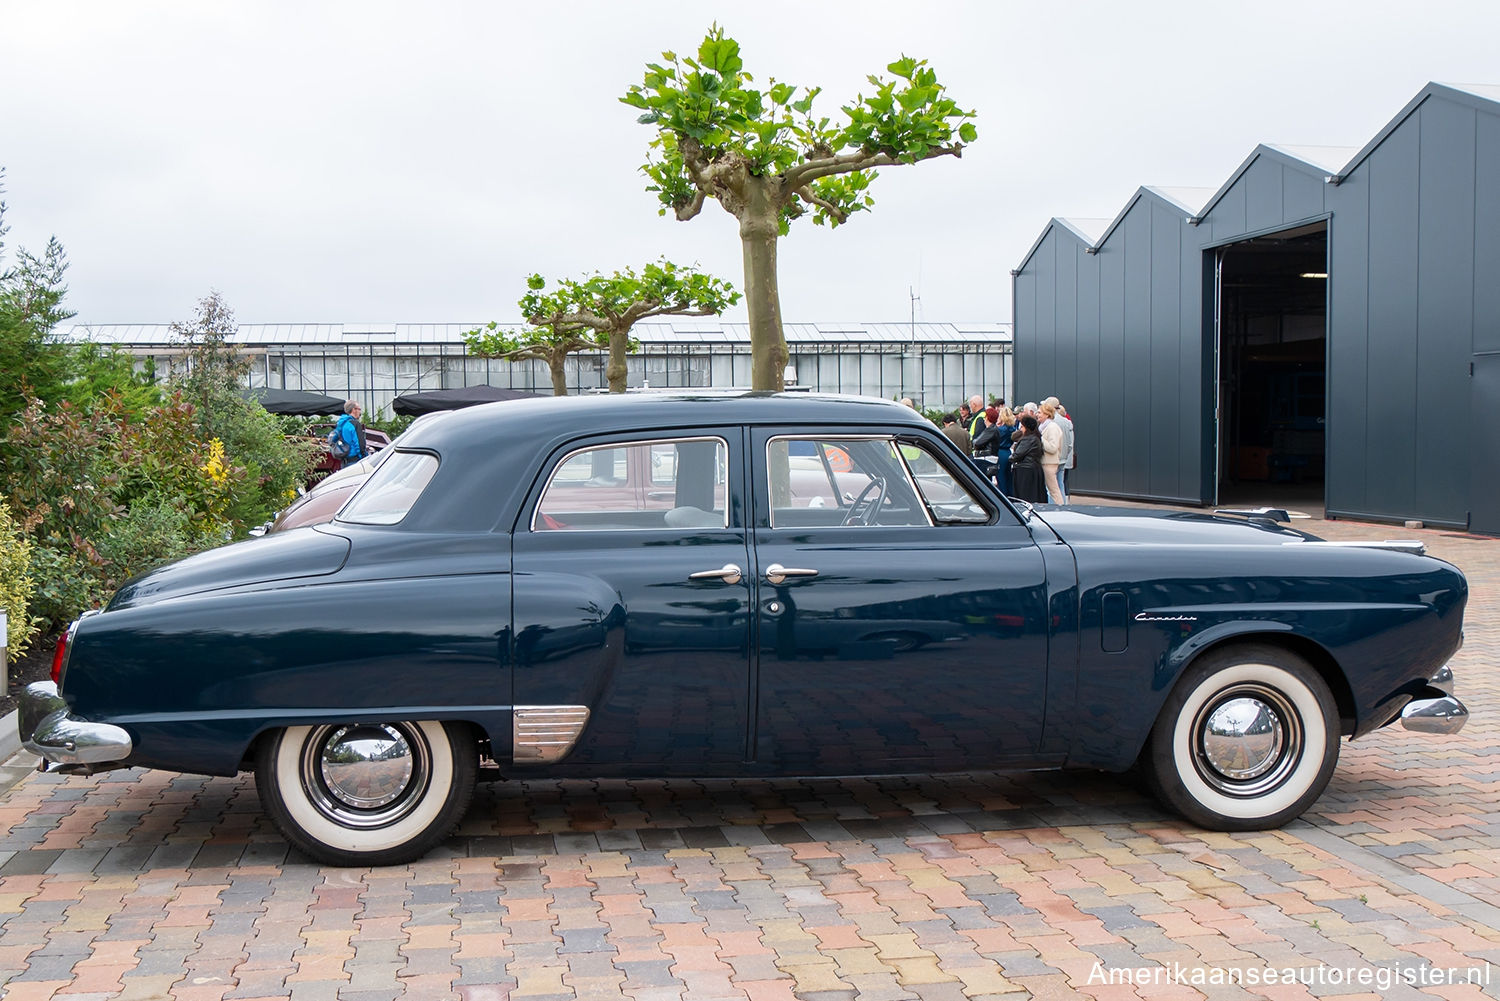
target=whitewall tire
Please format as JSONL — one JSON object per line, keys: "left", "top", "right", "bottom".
{"left": 255, "top": 719, "right": 476, "bottom": 866}
{"left": 1145, "top": 646, "right": 1339, "bottom": 830}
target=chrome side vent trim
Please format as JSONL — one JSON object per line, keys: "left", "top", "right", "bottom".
{"left": 512, "top": 705, "right": 591, "bottom": 764}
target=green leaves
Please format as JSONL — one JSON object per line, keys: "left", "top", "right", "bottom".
{"left": 804, "top": 170, "right": 878, "bottom": 228}
{"left": 462, "top": 319, "right": 602, "bottom": 360}
{"left": 466, "top": 262, "right": 738, "bottom": 394}
{"left": 622, "top": 25, "right": 834, "bottom": 178}
{"left": 843, "top": 55, "right": 976, "bottom": 163}
{"left": 516, "top": 259, "right": 740, "bottom": 326}
{"left": 623, "top": 28, "right": 977, "bottom": 227}
{"left": 697, "top": 31, "right": 743, "bottom": 76}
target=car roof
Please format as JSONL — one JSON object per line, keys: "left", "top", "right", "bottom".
{"left": 357, "top": 392, "right": 939, "bottom": 536}
{"left": 401, "top": 392, "right": 930, "bottom": 451}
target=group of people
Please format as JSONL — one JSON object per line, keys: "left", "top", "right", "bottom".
{"left": 930, "top": 394, "right": 1075, "bottom": 506}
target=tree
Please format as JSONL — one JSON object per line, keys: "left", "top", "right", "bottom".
{"left": 0, "top": 169, "right": 76, "bottom": 420}
{"left": 467, "top": 260, "right": 738, "bottom": 394}
{"left": 167, "top": 291, "right": 313, "bottom": 530}
{"left": 622, "top": 27, "right": 976, "bottom": 390}
{"left": 171, "top": 289, "right": 247, "bottom": 421}
{"left": 465, "top": 319, "right": 604, "bottom": 396}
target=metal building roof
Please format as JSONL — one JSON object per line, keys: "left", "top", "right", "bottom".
{"left": 1056, "top": 218, "right": 1111, "bottom": 244}
{"left": 1145, "top": 186, "right": 1217, "bottom": 215}
{"left": 1015, "top": 80, "right": 1500, "bottom": 273}
{"left": 1263, "top": 144, "right": 1360, "bottom": 175}
{"left": 60, "top": 320, "right": 1011, "bottom": 349}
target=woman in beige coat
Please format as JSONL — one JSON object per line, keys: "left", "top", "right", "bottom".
{"left": 1039, "top": 401, "right": 1065, "bottom": 505}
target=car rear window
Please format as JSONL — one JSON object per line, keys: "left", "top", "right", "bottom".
{"left": 337, "top": 451, "right": 439, "bottom": 526}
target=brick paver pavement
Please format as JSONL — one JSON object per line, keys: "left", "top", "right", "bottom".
{"left": 0, "top": 507, "right": 1495, "bottom": 999}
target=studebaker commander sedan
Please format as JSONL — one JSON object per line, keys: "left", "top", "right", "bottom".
{"left": 21, "top": 393, "right": 1469, "bottom": 866}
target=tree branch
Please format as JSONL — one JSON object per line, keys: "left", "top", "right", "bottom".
{"left": 679, "top": 140, "right": 750, "bottom": 215}
{"left": 673, "top": 189, "right": 706, "bottom": 221}
{"left": 532, "top": 312, "right": 612, "bottom": 335}
{"left": 793, "top": 185, "right": 848, "bottom": 224}
{"left": 783, "top": 143, "right": 963, "bottom": 190}
{"left": 635, "top": 304, "right": 717, "bottom": 322}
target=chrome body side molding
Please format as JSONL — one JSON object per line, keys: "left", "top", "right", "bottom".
{"left": 1282, "top": 540, "right": 1426, "bottom": 556}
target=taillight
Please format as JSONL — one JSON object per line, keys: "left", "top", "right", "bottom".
{"left": 51, "top": 618, "right": 80, "bottom": 685}
{"left": 50, "top": 634, "right": 68, "bottom": 684}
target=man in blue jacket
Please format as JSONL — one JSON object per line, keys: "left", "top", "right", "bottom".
{"left": 335, "top": 400, "right": 366, "bottom": 468}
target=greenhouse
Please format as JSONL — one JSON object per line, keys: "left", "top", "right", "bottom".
{"left": 61, "top": 319, "right": 1013, "bottom": 417}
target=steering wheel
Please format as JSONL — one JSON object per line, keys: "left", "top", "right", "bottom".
{"left": 840, "top": 477, "right": 887, "bottom": 526}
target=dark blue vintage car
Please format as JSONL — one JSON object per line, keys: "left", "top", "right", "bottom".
{"left": 20, "top": 393, "right": 1469, "bottom": 865}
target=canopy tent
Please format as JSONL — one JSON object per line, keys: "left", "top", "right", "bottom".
{"left": 241, "top": 387, "right": 347, "bottom": 416}
{"left": 391, "top": 385, "right": 547, "bottom": 416}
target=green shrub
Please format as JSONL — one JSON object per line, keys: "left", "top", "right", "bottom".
{"left": 95, "top": 502, "right": 213, "bottom": 596}
{"left": 24, "top": 541, "right": 95, "bottom": 631}
{"left": 0, "top": 500, "right": 36, "bottom": 663}
{"left": 167, "top": 294, "right": 318, "bottom": 527}
{"left": 366, "top": 413, "right": 415, "bottom": 438}
{"left": 1, "top": 393, "right": 250, "bottom": 628}
{"left": 62, "top": 343, "right": 163, "bottom": 416}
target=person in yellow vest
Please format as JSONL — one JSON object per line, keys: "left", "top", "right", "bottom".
{"left": 965, "top": 394, "right": 986, "bottom": 438}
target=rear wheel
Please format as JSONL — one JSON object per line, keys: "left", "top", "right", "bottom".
{"left": 1144, "top": 646, "right": 1339, "bottom": 830}
{"left": 255, "top": 720, "right": 476, "bottom": 866}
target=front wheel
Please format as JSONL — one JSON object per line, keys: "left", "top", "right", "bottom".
{"left": 255, "top": 719, "right": 476, "bottom": 866}
{"left": 1144, "top": 646, "right": 1339, "bottom": 830}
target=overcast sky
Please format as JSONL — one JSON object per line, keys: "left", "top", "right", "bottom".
{"left": 3, "top": 0, "right": 1498, "bottom": 329}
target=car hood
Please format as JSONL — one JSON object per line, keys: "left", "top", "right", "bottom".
{"left": 107, "top": 528, "right": 351, "bottom": 610}
{"left": 1034, "top": 505, "right": 1319, "bottom": 546}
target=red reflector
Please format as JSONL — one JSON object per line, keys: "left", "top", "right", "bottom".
{"left": 50, "top": 633, "right": 68, "bottom": 684}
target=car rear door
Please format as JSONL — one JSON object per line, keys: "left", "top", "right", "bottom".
{"left": 747, "top": 428, "right": 1052, "bottom": 774}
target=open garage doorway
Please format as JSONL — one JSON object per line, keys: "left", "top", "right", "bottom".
{"left": 1214, "top": 222, "right": 1328, "bottom": 511}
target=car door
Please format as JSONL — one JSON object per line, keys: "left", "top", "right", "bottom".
{"left": 749, "top": 429, "right": 1052, "bottom": 774}
{"left": 509, "top": 428, "right": 753, "bottom": 772}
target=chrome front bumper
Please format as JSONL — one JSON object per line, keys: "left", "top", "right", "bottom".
{"left": 1399, "top": 663, "right": 1468, "bottom": 735}
{"left": 17, "top": 681, "right": 133, "bottom": 768}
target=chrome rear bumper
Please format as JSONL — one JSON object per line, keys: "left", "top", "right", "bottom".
{"left": 1399, "top": 663, "right": 1467, "bottom": 734}
{"left": 17, "top": 681, "right": 133, "bottom": 768}
{"left": 1400, "top": 695, "right": 1468, "bottom": 734}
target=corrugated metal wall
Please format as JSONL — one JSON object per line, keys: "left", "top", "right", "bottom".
{"left": 1015, "top": 84, "right": 1500, "bottom": 531}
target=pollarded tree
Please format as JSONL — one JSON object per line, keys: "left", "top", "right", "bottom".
{"left": 464, "top": 319, "right": 605, "bottom": 396}
{"left": 622, "top": 27, "right": 976, "bottom": 390}
{"left": 466, "top": 260, "right": 739, "bottom": 394}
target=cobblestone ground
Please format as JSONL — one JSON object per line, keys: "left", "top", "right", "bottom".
{"left": 0, "top": 508, "right": 1495, "bottom": 1000}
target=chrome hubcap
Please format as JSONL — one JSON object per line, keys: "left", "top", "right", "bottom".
{"left": 1193, "top": 683, "right": 1302, "bottom": 796}
{"left": 301, "top": 723, "right": 431, "bottom": 828}
{"left": 1202, "top": 697, "right": 1283, "bottom": 779}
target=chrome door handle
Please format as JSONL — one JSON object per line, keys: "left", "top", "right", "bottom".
{"left": 688, "top": 563, "right": 742, "bottom": 585}
{"left": 764, "top": 563, "right": 818, "bottom": 585}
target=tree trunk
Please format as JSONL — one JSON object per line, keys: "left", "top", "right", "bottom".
{"left": 739, "top": 182, "right": 787, "bottom": 391}
{"left": 548, "top": 355, "right": 569, "bottom": 396}
{"left": 606, "top": 329, "right": 629, "bottom": 393}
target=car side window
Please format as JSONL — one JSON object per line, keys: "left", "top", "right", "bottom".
{"left": 533, "top": 437, "right": 729, "bottom": 532}
{"left": 897, "top": 439, "right": 992, "bottom": 524}
{"left": 767, "top": 436, "right": 930, "bottom": 529}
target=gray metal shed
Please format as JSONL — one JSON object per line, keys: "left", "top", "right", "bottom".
{"left": 1013, "top": 82, "right": 1500, "bottom": 533}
